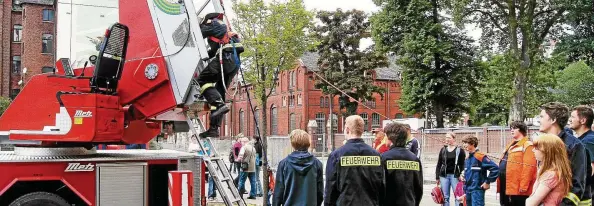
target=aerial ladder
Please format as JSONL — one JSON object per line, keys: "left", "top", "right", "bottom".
{"left": 0, "top": 0, "right": 245, "bottom": 205}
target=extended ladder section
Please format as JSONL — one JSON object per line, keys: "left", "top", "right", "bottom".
{"left": 186, "top": 116, "right": 246, "bottom": 206}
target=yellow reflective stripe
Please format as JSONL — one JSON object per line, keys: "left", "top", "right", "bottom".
{"left": 565, "top": 192, "right": 580, "bottom": 206}
{"left": 210, "top": 106, "right": 217, "bottom": 111}
{"left": 578, "top": 199, "right": 591, "bottom": 206}
{"left": 340, "top": 156, "right": 381, "bottom": 166}
{"left": 386, "top": 160, "right": 420, "bottom": 171}
{"left": 200, "top": 83, "right": 216, "bottom": 93}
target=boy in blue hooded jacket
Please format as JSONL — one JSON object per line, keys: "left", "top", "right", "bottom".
{"left": 461, "top": 135, "right": 499, "bottom": 206}
{"left": 273, "top": 129, "right": 324, "bottom": 206}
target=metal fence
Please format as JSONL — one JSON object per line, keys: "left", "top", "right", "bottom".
{"left": 418, "top": 126, "right": 541, "bottom": 157}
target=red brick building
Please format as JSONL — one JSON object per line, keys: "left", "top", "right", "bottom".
{"left": 1, "top": 0, "right": 55, "bottom": 99}
{"left": 200, "top": 52, "right": 408, "bottom": 141}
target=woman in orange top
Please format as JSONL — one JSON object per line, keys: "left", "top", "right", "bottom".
{"left": 374, "top": 131, "right": 389, "bottom": 153}
{"left": 496, "top": 121, "right": 537, "bottom": 206}
{"left": 526, "top": 134, "right": 573, "bottom": 206}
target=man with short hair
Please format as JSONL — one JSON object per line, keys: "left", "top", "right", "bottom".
{"left": 324, "top": 115, "right": 385, "bottom": 206}
{"left": 539, "top": 102, "right": 591, "bottom": 206}
{"left": 403, "top": 124, "right": 420, "bottom": 158}
{"left": 569, "top": 105, "right": 594, "bottom": 197}
{"left": 273, "top": 129, "right": 324, "bottom": 206}
{"left": 381, "top": 123, "right": 423, "bottom": 205}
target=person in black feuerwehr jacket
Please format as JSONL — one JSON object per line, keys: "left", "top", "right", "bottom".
{"left": 324, "top": 115, "right": 385, "bottom": 206}
{"left": 539, "top": 102, "right": 592, "bottom": 206}
{"left": 381, "top": 122, "right": 423, "bottom": 206}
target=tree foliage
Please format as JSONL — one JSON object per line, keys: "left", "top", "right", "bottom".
{"left": 371, "top": 0, "right": 481, "bottom": 128}
{"left": 553, "top": 0, "right": 594, "bottom": 66}
{"left": 553, "top": 61, "right": 594, "bottom": 107}
{"left": 469, "top": 54, "right": 557, "bottom": 126}
{"left": 450, "top": 0, "right": 581, "bottom": 123}
{"left": 232, "top": 0, "right": 315, "bottom": 203}
{"left": 0, "top": 96, "right": 11, "bottom": 117}
{"left": 313, "top": 9, "right": 387, "bottom": 116}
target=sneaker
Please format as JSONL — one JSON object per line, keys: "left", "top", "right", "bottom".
{"left": 199, "top": 127, "right": 219, "bottom": 138}
{"left": 247, "top": 196, "right": 256, "bottom": 199}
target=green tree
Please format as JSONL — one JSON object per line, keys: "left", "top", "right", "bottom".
{"left": 371, "top": 0, "right": 481, "bottom": 128}
{"left": 0, "top": 96, "right": 11, "bottom": 117}
{"left": 313, "top": 9, "right": 387, "bottom": 116}
{"left": 232, "top": 0, "right": 315, "bottom": 203}
{"left": 469, "top": 54, "right": 557, "bottom": 126}
{"left": 450, "top": 0, "right": 583, "bottom": 123}
{"left": 553, "top": 0, "right": 594, "bottom": 66}
{"left": 553, "top": 61, "right": 594, "bottom": 106}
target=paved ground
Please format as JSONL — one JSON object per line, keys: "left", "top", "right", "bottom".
{"left": 206, "top": 158, "right": 499, "bottom": 206}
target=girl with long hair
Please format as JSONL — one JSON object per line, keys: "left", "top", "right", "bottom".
{"left": 526, "top": 134, "right": 573, "bottom": 206}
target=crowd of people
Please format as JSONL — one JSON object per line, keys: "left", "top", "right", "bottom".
{"left": 207, "top": 102, "right": 594, "bottom": 206}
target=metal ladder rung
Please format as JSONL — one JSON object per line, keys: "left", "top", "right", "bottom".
{"left": 186, "top": 115, "right": 246, "bottom": 206}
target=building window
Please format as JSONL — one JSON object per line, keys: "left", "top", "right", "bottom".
{"left": 42, "top": 9, "right": 54, "bottom": 22}
{"left": 331, "top": 113, "right": 338, "bottom": 133}
{"left": 365, "top": 100, "right": 376, "bottom": 109}
{"left": 270, "top": 106, "right": 278, "bottom": 135}
{"left": 42, "top": 34, "right": 53, "bottom": 53}
{"left": 396, "top": 113, "right": 404, "bottom": 119}
{"left": 297, "top": 94, "right": 302, "bottom": 105}
{"left": 325, "top": 97, "right": 330, "bottom": 107}
{"left": 315, "top": 113, "right": 326, "bottom": 134}
{"left": 12, "top": 56, "right": 21, "bottom": 74}
{"left": 372, "top": 113, "right": 380, "bottom": 129}
{"left": 13, "top": 25, "right": 22, "bottom": 42}
{"left": 290, "top": 113, "right": 296, "bottom": 132}
{"left": 10, "top": 89, "right": 20, "bottom": 99}
{"left": 41, "top": 66, "right": 54, "bottom": 73}
{"left": 320, "top": 97, "right": 325, "bottom": 108}
{"left": 282, "top": 96, "right": 287, "bottom": 107}
{"left": 360, "top": 113, "right": 368, "bottom": 132}
{"left": 239, "top": 109, "right": 245, "bottom": 135}
{"left": 12, "top": 1, "right": 22, "bottom": 11}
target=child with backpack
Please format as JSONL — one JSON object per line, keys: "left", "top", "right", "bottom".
{"left": 461, "top": 135, "right": 499, "bottom": 206}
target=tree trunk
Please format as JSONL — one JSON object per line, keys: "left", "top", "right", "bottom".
{"left": 260, "top": 90, "right": 270, "bottom": 206}
{"left": 507, "top": 1, "right": 526, "bottom": 123}
{"left": 431, "top": 0, "right": 443, "bottom": 128}
{"left": 435, "top": 102, "right": 445, "bottom": 128}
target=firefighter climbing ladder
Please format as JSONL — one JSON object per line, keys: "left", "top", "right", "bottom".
{"left": 186, "top": 116, "right": 247, "bottom": 206}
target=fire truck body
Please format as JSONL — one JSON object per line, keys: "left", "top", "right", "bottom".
{"left": 0, "top": 149, "right": 205, "bottom": 206}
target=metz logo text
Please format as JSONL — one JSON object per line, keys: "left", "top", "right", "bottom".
{"left": 74, "top": 110, "right": 93, "bottom": 118}
{"left": 65, "top": 163, "right": 95, "bottom": 172}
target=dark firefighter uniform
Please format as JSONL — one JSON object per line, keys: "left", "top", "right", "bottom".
{"left": 196, "top": 13, "right": 244, "bottom": 138}
{"left": 559, "top": 129, "right": 592, "bottom": 206}
{"left": 324, "top": 138, "right": 385, "bottom": 206}
{"left": 381, "top": 146, "right": 423, "bottom": 206}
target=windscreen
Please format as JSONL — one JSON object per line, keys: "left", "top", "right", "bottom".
{"left": 56, "top": 0, "right": 119, "bottom": 69}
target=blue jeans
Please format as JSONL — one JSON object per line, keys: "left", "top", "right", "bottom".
{"left": 440, "top": 174, "right": 460, "bottom": 206}
{"left": 238, "top": 171, "right": 256, "bottom": 197}
{"left": 255, "top": 165, "right": 263, "bottom": 195}
{"left": 465, "top": 190, "right": 485, "bottom": 206}
{"left": 208, "top": 175, "right": 216, "bottom": 197}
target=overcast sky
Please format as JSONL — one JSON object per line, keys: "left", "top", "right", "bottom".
{"left": 200, "top": 0, "right": 481, "bottom": 49}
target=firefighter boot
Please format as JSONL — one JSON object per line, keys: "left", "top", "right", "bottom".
{"left": 200, "top": 111, "right": 224, "bottom": 138}
{"left": 201, "top": 87, "right": 230, "bottom": 118}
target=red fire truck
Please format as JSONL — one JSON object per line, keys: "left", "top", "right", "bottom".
{"left": 0, "top": 0, "right": 228, "bottom": 205}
